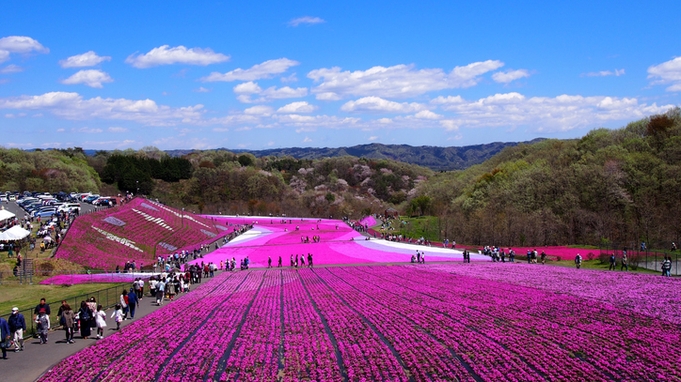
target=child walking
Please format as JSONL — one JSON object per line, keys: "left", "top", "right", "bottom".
{"left": 36, "top": 309, "right": 50, "bottom": 344}
{"left": 95, "top": 305, "right": 107, "bottom": 339}
{"left": 111, "top": 304, "right": 123, "bottom": 330}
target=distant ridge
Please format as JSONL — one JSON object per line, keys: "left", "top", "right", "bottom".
{"left": 163, "top": 140, "right": 546, "bottom": 171}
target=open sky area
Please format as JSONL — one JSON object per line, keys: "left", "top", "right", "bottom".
{"left": 1, "top": 1, "right": 680, "bottom": 150}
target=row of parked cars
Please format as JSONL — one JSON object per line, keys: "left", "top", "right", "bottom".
{"left": 17, "top": 196, "right": 81, "bottom": 219}
{"left": 4, "top": 191, "right": 120, "bottom": 218}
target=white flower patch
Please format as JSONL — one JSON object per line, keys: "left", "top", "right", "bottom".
{"left": 103, "top": 216, "right": 126, "bottom": 227}
{"left": 147, "top": 200, "right": 211, "bottom": 229}
{"left": 140, "top": 202, "right": 159, "bottom": 212}
{"left": 132, "top": 209, "right": 173, "bottom": 231}
{"left": 159, "top": 242, "right": 178, "bottom": 251}
{"left": 201, "top": 229, "right": 217, "bottom": 238}
{"left": 92, "top": 226, "right": 144, "bottom": 252}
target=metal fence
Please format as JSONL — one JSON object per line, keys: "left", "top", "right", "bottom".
{"left": 0, "top": 283, "right": 127, "bottom": 339}
{"left": 599, "top": 243, "right": 680, "bottom": 275}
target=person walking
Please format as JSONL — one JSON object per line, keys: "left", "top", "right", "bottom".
{"left": 127, "top": 287, "right": 138, "bottom": 319}
{"left": 78, "top": 301, "right": 92, "bottom": 339}
{"left": 8, "top": 307, "right": 25, "bottom": 352}
{"left": 35, "top": 309, "right": 50, "bottom": 344}
{"left": 608, "top": 254, "right": 616, "bottom": 270}
{"left": 0, "top": 316, "right": 10, "bottom": 359}
{"left": 575, "top": 253, "right": 582, "bottom": 269}
{"left": 34, "top": 298, "right": 51, "bottom": 322}
{"left": 621, "top": 253, "right": 628, "bottom": 271}
{"left": 120, "top": 290, "right": 129, "bottom": 319}
{"left": 156, "top": 279, "right": 166, "bottom": 306}
{"left": 61, "top": 304, "right": 76, "bottom": 344}
{"left": 95, "top": 305, "right": 107, "bottom": 339}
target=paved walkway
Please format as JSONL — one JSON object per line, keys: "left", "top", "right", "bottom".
{"left": 3, "top": 292, "right": 166, "bottom": 382}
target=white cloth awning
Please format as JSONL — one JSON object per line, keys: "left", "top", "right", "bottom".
{"left": 0, "top": 209, "right": 15, "bottom": 222}
{"left": 0, "top": 225, "right": 30, "bottom": 241}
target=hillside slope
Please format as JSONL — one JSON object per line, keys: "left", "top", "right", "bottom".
{"left": 54, "top": 198, "right": 233, "bottom": 270}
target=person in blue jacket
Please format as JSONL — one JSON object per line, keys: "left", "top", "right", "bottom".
{"left": 0, "top": 316, "right": 10, "bottom": 359}
{"left": 127, "top": 287, "right": 138, "bottom": 319}
{"left": 8, "top": 307, "right": 26, "bottom": 352}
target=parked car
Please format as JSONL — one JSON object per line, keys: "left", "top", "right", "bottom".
{"left": 33, "top": 210, "right": 58, "bottom": 219}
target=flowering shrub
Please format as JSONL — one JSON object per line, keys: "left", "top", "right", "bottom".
{"left": 39, "top": 264, "right": 681, "bottom": 381}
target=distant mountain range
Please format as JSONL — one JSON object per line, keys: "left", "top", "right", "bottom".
{"left": 167, "top": 140, "right": 546, "bottom": 171}
{"left": 80, "top": 139, "right": 545, "bottom": 171}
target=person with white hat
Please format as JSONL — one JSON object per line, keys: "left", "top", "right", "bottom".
{"left": 8, "top": 307, "right": 26, "bottom": 352}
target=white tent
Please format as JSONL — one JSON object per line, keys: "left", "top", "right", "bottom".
{"left": 0, "top": 225, "right": 30, "bottom": 241}
{"left": 0, "top": 209, "right": 15, "bottom": 222}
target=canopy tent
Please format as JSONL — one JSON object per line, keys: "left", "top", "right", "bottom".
{"left": 0, "top": 225, "right": 31, "bottom": 241}
{"left": 0, "top": 209, "right": 16, "bottom": 222}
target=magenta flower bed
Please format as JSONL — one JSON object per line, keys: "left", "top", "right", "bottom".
{"left": 39, "top": 273, "right": 147, "bottom": 285}
{"left": 54, "top": 198, "right": 231, "bottom": 269}
{"left": 190, "top": 217, "right": 474, "bottom": 268}
{"left": 39, "top": 264, "right": 681, "bottom": 381}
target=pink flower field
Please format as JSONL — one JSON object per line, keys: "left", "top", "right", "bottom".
{"left": 190, "top": 216, "right": 480, "bottom": 267}
{"left": 54, "top": 198, "right": 232, "bottom": 270}
{"left": 39, "top": 264, "right": 681, "bottom": 381}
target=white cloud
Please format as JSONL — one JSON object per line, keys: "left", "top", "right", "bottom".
{"left": 0, "top": 50, "right": 9, "bottom": 63}
{"left": 582, "top": 69, "right": 625, "bottom": 77}
{"left": 233, "top": 81, "right": 262, "bottom": 94}
{"left": 56, "top": 128, "right": 65, "bottom": 132}
{"left": 309, "top": 60, "right": 504, "bottom": 100}
{"left": 194, "top": 87, "right": 211, "bottom": 93}
{"left": 414, "top": 110, "right": 442, "bottom": 119}
{"left": 202, "top": 58, "right": 299, "bottom": 82}
{"left": 244, "top": 105, "right": 274, "bottom": 116}
{"left": 0, "top": 36, "right": 49, "bottom": 54}
{"left": 0, "top": 64, "right": 23, "bottom": 74}
{"left": 492, "top": 69, "right": 530, "bottom": 83}
{"left": 125, "top": 45, "right": 229, "bottom": 68}
{"left": 73, "top": 127, "right": 103, "bottom": 133}
{"left": 434, "top": 92, "right": 673, "bottom": 132}
{"left": 234, "top": 82, "right": 308, "bottom": 103}
{"left": 277, "top": 101, "right": 317, "bottom": 114}
{"left": 368, "top": 136, "right": 378, "bottom": 141}
{"left": 431, "top": 95, "right": 465, "bottom": 105}
{"left": 261, "top": 86, "right": 307, "bottom": 99}
{"left": 303, "top": 136, "right": 313, "bottom": 143}
{"left": 61, "top": 69, "right": 113, "bottom": 88}
{"left": 648, "top": 57, "right": 681, "bottom": 92}
{"left": 341, "top": 96, "right": 425, "bottom": 113}
{"left": 289, "top": 16, "right": 325, "bottom": 27}
{"left": 0, "top": 91, "right": 204, "bottom": 126}
{"left": 59, "top": 51, "right": 111, "bottom": 68}
{"left": 108, "top": 127, "right": 128, "bottom": 133}
{"left": 281, "top": 73, "right": 298, "bottom": 83}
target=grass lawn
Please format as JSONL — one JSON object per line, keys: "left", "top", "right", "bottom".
{"left": 0, "top": 281, "right": 126, "bottom": 315}
{"left": 382, "top": 215, "right": 443, "bottom": 242}
{"left": 550, "top": 259, "right": 661, "bottom": 275}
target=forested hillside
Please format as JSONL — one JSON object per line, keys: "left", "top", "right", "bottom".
{"left": 0, "top": 148, "right": 101, "bottom": 193}
{"left": 418, "top": 108, "right": 681, "bottom": 248}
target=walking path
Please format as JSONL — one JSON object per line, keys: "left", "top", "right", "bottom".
{"left": 3, "top": 293, "right": 166, "bottom": 382}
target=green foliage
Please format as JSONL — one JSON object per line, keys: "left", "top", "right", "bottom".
{"left": 101, "top": 153, "right": 192, "bottom": 194}
{"left": 0, "top": 148, "right": 101, "bottom": 192}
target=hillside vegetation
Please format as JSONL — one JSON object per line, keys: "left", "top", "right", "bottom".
{"left": 420, "top": 108, "right": 681, "bottom": 248}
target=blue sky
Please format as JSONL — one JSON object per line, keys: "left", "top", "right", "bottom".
{"left": 1, "top": 1, "right": 680, "bottom": 150}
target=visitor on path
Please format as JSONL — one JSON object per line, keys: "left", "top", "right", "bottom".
{"left": 300, "top": 255, "right": 305, "bottom": 266}
{"left": 278, "top": 256, "right": 282, "bottom": 267}
{"left": 61, "top": 303, "right": 76, "bottom": 344}
{"left": 0, "top": 316, "right": 10, "bottom": 359}
{"left": 540, "top": 251, "right": 547, "bottom": 265}
{"left": 95, "top": 305, "right": 106, "bottom": 339}
{"left": 417, "top": 251, "right": 421, "bottom": 263}
{"left": 8, "top": 307, "right": 25, "bottom": 352}
{"left": 662, "top": 256, "right": 672, "bottom": 277}
{"left": 621, "top": 253, "right": 628, "bottom": 271}
{"left": 120, "top": 290, "right": 129, "bottom": 319}
{"left": 127, "top": 288, "right": 138, "bottom": 318}
{"left": 78, "top": 301, "right": 92, "bottom": 339}
{"left": 34, "top": 298, "right": 51, "bottom": 322}
{"left": 268, "top": 256, "right": 272, "bottom": 268}
{"left": 111, "top": 304, "right": 123, "bottom": 330}
{"left": 608, "top": 254, "right": 616, "bottom": 270}
{"left": 575, "top": 253, "right": 582, "bottom": 269}
{"left": 36, "top": 309, "right": 50, "bottom": 344}
{"left": 156, "top": 279, "right": 166, "bottom": 306}
{"left": 308, "top": 253, "right": 313, "bottom": 268}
